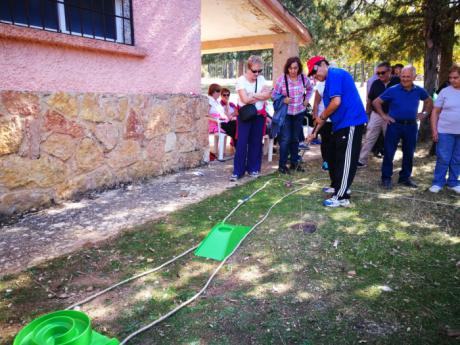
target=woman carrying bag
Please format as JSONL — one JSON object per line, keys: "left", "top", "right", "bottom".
{"left": 272, "top": 56, "right": 313, "bottom": 174}
{"left": 230, "top": 55, "right": 272, "bottom": 181}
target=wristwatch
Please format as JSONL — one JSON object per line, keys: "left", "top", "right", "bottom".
{"left": 422, "top": 111, "right": 429, "bottom": 116}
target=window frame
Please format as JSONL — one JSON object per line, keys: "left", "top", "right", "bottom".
{"left": 0, "top": 0, "right": 133, "bottom": 45}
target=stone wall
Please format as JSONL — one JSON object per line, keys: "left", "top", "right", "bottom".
{"left": 0, "top": 91, "right": 209, "bottom": 215}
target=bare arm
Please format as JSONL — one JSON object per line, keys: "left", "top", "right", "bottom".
{"left": 254, "top": 85, "right": 272, "bottom": 101}
{"left": 307, "top": 96, "right": 341, "bottom": 142}
{"left": 430, "top": 106, "right": 441, "bottom": 143}
{"left": 319, "top": 96, "right": 341, "bottom": 121}
{"left": 366, "top": 98, "right": 372, "bottom": 114}
{"left": 418, "top": 97, "right": 433, "bottom": 120}
{"left": 372, "top": 97, "right": 395, "bottom": 124}
{"left": 238, "top": 89, "right": 257, "bottom": 104}
{"left": 312, "top": 90, "right": 321, "bottom": 118}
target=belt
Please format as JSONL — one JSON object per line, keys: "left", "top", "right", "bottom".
{"left": 394, "top": 119, "right": 417, "bottom": 125}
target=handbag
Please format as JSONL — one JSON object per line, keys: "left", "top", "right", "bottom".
{"left": 238, "top": 79, "right": 258, "bottom": 122}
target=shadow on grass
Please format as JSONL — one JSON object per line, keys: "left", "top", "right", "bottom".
{"left": 1, "top": 163, "right": 459, "bottom": 345}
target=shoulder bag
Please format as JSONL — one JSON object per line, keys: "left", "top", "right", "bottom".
{"left": 238, "top": 78, "right": 258, "bottom": 122}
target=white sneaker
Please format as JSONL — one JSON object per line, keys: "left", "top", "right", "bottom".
{"left": 448, "top": 185, "right": 460, "bottom": 194}
{"left": 323, "top": 198, "right": 351, "bottom": 207}
{"left": 429, "top": 185, "right": 442, "bottom": 193}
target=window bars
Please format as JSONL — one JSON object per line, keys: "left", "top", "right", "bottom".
{"left": 0, "top": 0, "right": 134, "bottom": 45}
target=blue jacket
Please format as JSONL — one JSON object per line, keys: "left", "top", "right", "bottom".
{"left": 270, "top": 92, "right": 288, "bottom": 139}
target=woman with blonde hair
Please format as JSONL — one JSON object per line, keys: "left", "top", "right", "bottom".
{"left": 230, "top": 55, "right": 272, "bottom": 181}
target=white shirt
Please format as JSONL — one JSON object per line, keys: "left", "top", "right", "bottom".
{"left": 435, "top": 86, "right": 460, "bottom": 134}
{"left": 207, "top": 96, "right": 225, "bottom": 118}
{"left": 315, "top": 81, "right": 330, "bottom": 122}
{"left": 236, "top": 75, "right": 267, "bottom": 110}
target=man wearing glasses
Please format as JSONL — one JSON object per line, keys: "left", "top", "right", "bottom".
{"left": 307, "top": 56, "right": 367, "bottom": 207}
{"left": 358, "top": 62, "right": 400, "bottom": 167}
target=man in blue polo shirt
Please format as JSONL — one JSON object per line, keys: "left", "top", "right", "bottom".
{"left": 307, "top": 56, "right": 368, "bottom": 207}
{"left": 373, "top": 66, "right": 433, "bottom": 189}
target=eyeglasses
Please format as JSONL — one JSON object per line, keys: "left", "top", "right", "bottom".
{"left": 251, "top": 69, "right": 263, "bottom": 74}
{"left": 311, "top": 64, "right": 321, "bottom": 76}
{"left": 222, "top": 93, "right": 230, "bottom": 97}
{"left": 214, "top": 89, "right": 221, "bottom": 93}
{"left": 376, "top": 70, "right": 389, "bottom": 76}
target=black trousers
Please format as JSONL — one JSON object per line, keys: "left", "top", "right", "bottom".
{"left": 319, "top": 122, "right": 334, "bottom": 182}
{"left": 329, "top": 125, "right": 364, "bottom": 200}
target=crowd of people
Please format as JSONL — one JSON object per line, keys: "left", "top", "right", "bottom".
{"left": 206, "top": 55, "right": 460, "bottom": 207}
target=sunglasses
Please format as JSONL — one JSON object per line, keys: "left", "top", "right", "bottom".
{"left": 214, "top": 89, "right": 221, "bottom": 93}
{"left": 376, "top": 70, "right": 388, "bottom": 76}
{"left": 251, "top": 69, "right": 263, "bottom": 74}
{"left": 311, "top": 63, "right": 321, "bottom": 76}
{"left": 222, "top": 93, "right": 230, "bottom": 97}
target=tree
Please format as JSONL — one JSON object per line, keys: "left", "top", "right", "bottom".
{"left": 281, "top": 0, "right": 460, "bottom": 141}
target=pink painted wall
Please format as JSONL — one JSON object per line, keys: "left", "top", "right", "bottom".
{"left": 0, "top": 0, "right": 201, "bottom": 94}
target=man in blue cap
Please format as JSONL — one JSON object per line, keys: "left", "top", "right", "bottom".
{"left": 307, "top": 56, "right": 368, "bottom": 207}
{"left": 373, "top": 65, "right": 433, "bottom": 189}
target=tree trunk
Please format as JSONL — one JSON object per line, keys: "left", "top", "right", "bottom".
{"left": 439, "top": 22, "right": 455, "bottom": 87}
{"left": 238, "top": 59, "right": 244, "bottom": 77}
{"left": 420, "top": 0, "right": 442, "bottom": 142}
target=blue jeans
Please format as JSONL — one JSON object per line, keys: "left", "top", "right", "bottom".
{"left": 432, "top": 133, "right": 460, "bottom": 187}
{"left": 381, "top": 122, "right": 417, "bottom": 182}
{"left": 278, "top": 112, "right": 304, "bottom": 168}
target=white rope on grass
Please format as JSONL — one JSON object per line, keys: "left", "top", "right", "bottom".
{"left": 66, "top": 245, "right": 199, "bottom": 310}
{"left": 119, "top": 179, "right": 317, "bottom": 344}
{"left": 67, "top": 178, "right": 275, "bottom": 311}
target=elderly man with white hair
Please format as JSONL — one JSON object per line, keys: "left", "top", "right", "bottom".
{"left": 373, "top": 65, "right": 433, "bottom": 189}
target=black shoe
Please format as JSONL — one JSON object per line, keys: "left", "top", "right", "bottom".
{"left": 381, "top": 179, "right": 392, "bottom": 190}
{"left": 290, "top": 163, "right": 305, "bottom": 172}
{"left": 278, "top": 166, "right": 290, "bottom": 174}
{"left": 398, "top": 179, "right": 417, "bottom": 188}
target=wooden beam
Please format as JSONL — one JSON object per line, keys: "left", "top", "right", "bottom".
{"left": 201, "top": 34, "right": 293, "bottom": 54}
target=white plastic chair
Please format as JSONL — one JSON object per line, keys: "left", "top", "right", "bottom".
{"left": 209, "top": 118, "right": 231, "bottom": 161}
{"left": 263, "top": 135, "right": 274, "bottom": 162}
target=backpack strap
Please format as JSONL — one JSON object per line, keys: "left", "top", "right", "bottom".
{"left": 301, "top": 74, "right": 307, "bottom": 103}
{"left": 284, "top": 74, "right": 290, "bottom": 97}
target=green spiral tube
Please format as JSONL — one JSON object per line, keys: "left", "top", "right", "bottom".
{"left": 14, "top": 310, "right": 119, "bottom": 345}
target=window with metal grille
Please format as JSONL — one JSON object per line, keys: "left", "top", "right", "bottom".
{"left": 0, "top": 0, "right": 134, "bottom": 45}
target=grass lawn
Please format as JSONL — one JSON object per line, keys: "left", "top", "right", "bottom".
{"left": 1, "top": 147, "right": 459, "bottom": 345}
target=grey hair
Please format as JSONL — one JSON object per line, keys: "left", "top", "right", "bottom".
{"left": 402, "top": 65, "right": 417, "bottom": 77}
{"left": 247, "top": 55, "right": 264, "bottom": 69}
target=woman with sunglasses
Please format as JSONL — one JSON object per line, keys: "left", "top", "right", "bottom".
{"left": 272, "top": 56, "right": 313, "bottom": 174}
{"left": 219, "top": 88, "right": 237, "bottom": 144}
{"left": 230, "top": 55, "right": 272, "bottom": 181}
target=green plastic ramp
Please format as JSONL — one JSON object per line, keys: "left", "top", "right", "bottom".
{"left": 194, "top": 222, "right": 251, "bottom": 261}
{"left": 14, "top": 310, "right": 119, "bottom": 345}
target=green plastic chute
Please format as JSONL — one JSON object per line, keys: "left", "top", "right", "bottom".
{"left": 14, "top": 310, "right": 119, "bottom": 345}
{"left": 194, "top": 222, "right": 251, "bottom": 261}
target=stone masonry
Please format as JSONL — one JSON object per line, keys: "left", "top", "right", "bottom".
{"left": 0, "top": 91, "right": 209, "bottom": 215}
